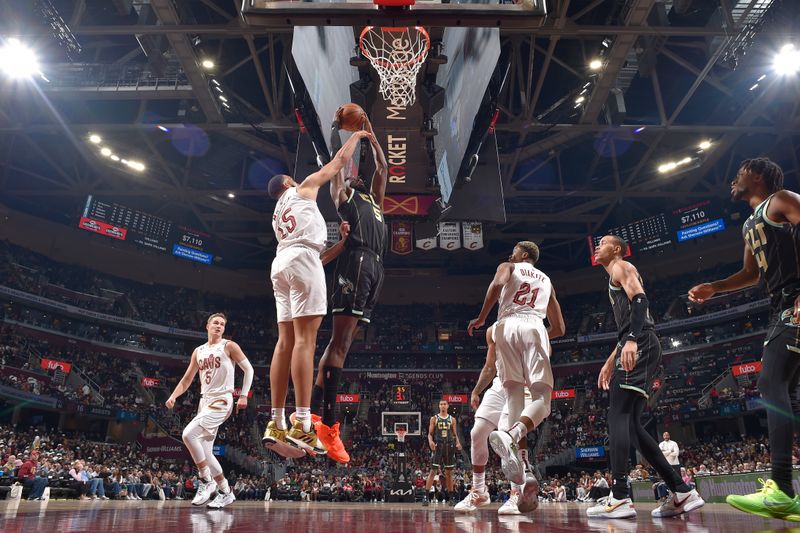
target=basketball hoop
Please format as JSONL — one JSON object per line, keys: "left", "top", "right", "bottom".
{"left": 359, "top": 26, "right": 430, "bottom": 108}
{"left": 395, "top": 427, "right": 408, "bottom": 443}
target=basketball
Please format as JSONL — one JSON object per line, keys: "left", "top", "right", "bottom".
{"left": 336, "top": 103, "right": 367, "bottom": 132}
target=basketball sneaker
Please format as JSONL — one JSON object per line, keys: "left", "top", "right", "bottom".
{"left": 262, "top": 421, "right": 308, "bottom": 459}
{"left": 316, "top": 421, "right": 350, "bottom": 463}
{"left": 286, "top": 420, "right": 327, "bottom": 455}
{"left": 651, "top": 488, "right": 705, "bottom": 517}
{"left": 498, "top": 493, "right": 521, "bottom": 515}
{"left": 586, "top": 495, "right": 637, "bottom": 519}
{"left": 192, "top": 479, "right": 217, "bottom": 506}
{"left": 726, "top": 478, "right": 800, "bottom": 521}
{"left": 289, "top": 412, "right": 322, "bottom": 426}
{"left": 517, "top": 473, "right": 540, "bottom": 513}
{"left": 489, "top": 431, "right": 524, "bottom": 485}
{"left": 454, "top": 490, "right": 490, "bottom": 512}
{"left": 207, "top": 490, "right": 236, "bottom": 509}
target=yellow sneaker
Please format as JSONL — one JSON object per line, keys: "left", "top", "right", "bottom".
{"left": 262, "top": 421, "right": 307, "bottom": 459}
{"left": 286, "top": 420, "right": 327, "bottom": 455}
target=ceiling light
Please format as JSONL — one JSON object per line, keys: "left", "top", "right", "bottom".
{"left": 88, "top": 134, "right": 102, "bottom": 144}
{"left": 678, "top": 157, "right": 692, "bottom": 165}
{"left": 156, "top": 125, "right": 170, "bottom": 132}
{"left": 588, "top": 59, "right": 603, "bottom": 71}
{"left": 698, "top": 140, "right": 712, "bottom": 150}
{"left": 774, "top": 43, "right": 800, "bottom": 76}
{"left": 100, "top": 147, "right": 112, "bottom": 157}
{"left": 633, "top": 126, "right": 646, "bottom": 134}
{"left": 227, "top": 192, "right": 235, "bottom": 199}
{"left": 575, "top": 96, "right": 585, "bottom": 104}
{"left": 749, "top": 83, "right": 759, "bottom": 91}
{"left": 757, "top": 74, "right": 766, "bottom": 81}
{"left": 110, "top": 154, "right": 120, "bottom": 161}
{"left": 218, "top": 95, "right": 228, "bottom": 102}
{"left": 671, "top": 339, "right": 681, "bottom": 348}
{"left": 201, "top": 59, "right": 215, "bottom": 70}
{"left": 214, "top": 86, "right": 223, "bottom": 93}
{"left": 129, "top": 161, "right": 145, "bottom": 172}
{"left": 0, "top": 38, "right": 40, "bottom": 79}
{"left": 658, "top": 162, "right": 677, "bottom": 173}
{"left": 211, "top": 79, "right": 220, "bottom": 86}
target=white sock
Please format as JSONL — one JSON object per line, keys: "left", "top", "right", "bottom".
{"left": 296, "top": 406, "right": 312, "bottom": 432}
{"left": 218, "top": 478, "right": 230, "bottom": 494}
{"left": 473, "top": 471, "right": 486, "bottom": 494}
{"left": 511, "top": 482, "right": 523, "bottom": 495}
{"left": 272, "top": 408, "right": 286, "bottom": 430}
{"left": 198, "top": 466, "right": 211, "bottom": 482}
{"left": 508, "top": 422, "right": 526, "bottom": 443}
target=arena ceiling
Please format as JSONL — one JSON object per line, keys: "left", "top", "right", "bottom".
{"left": 0, "top": 0, "right": 799, "bottom": 272}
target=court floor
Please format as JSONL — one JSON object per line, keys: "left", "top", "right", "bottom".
{"left": 1, "top": 499, "right": 798, "bottom": 532}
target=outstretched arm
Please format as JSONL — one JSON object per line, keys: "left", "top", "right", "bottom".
{"left": 166, "top": 350, "right": 199, "bottom": 408}
{"left": 298, "top": 131, "right": 373, "bottom": 201}
{"left": 363, "top": 118, "right": 388, "bottom": 207}
{"left": 467, "top": 263, "right": 514, "bottom": 336}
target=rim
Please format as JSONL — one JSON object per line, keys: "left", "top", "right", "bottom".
{"left": 359, "top": 26, "right": 431, "bottom": 69}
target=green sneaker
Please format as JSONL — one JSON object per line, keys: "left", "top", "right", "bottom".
{"left": 726, "top": 478, "right": 800, "bottom": 521}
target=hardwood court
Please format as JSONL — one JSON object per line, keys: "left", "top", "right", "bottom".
{"left": 1, "top": 500, "right": 799, "bottom": 533}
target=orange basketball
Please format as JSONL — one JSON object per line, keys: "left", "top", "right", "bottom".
{"left": 336, "top": 103, "right": 367, "bottom": 132}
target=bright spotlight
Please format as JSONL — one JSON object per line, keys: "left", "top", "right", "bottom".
{"left": 89, "top": 134, "right": 102, "bottom": 144}
{"left": 774, "top": 43, "right": 800, "bottom": 75}
{"left": 658, "top": 162, "right": 677, "bottom": 173}
{"left": 227, "top": 192, "right": 236, "bottom": 199}
{"left": 671, "top": 339, "right": 681, "bottom": 348}
{"left": 589, "top": 59, "right": 603, "bottom": 71}
{"left": 110, "top": 154, "right": 120, "bottom": 161}
{"left": 100, "top": 147, "right": 112, "bottom": 157}
{"left": 575, "top": 96, "right": 585, "bottom": 104}
{"left": 128, "top": 161, "right": 145, "bottom": 172}
{"left": 201, "top": 59, "right": 215, "bottom": 70}
{"left": 698, "top": 140, "right": 712, "bottom": 150}
{"left": 0, "top": 38, "right": 41, "bottom": 79}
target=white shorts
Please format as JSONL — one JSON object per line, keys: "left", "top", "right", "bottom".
{"left": 192, "top": 393, "right": 233, "bottom": 436}
{"left": 495, "top": 316, "right": 553, "bottom": 389}
{"left": 474, "top": 377, "right": 533, "bottom": 431}
{"left": 270, "top": 245, "right": 327, "bottom": 323}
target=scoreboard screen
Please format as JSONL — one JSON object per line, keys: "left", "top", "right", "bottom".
{"left": 79, "top": 196, "right": 214, "bottom": 264}
{"left": 392, "top": 385, "right": 410, "bottom": 407}
{"left": 671, "top": 201, "right": 726, "bottom": 242}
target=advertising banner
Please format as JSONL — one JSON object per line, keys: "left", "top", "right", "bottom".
{"left": 552, "top": 389, "right": 576, "bottom": 400}
{"left": 40, "top": 358, "right": 72, "bottom": 373}
{"left": 336, "top": 393, "right": 361, "bottom": 403}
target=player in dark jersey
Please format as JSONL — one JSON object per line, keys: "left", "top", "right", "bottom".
{"left": 689, "top": 158, "right": 800, "bottom": 520}
{"left": 423, "top": 400, "right": 462, "bottom": 506}
{"left": 309, "top": 111, "right": 388, "bottom": 464}
{"left": 591, "top": 235, "right": 703, "bottom": 519}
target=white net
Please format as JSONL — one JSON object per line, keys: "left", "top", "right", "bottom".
{"left": 360, "top": 26, "right": 430, "bottom": 107}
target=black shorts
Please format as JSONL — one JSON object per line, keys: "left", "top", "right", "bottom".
{"left": 764, "top": 309, "right": 800, "bottom": 360}
{"left": 432, "top": 442, "right": 456, "bottom": 469}
{"left": 331, "top": 248, "right": 384, "bottom": 323}
{"left": 613, "top": 330, "right": 662, "bottom": 399}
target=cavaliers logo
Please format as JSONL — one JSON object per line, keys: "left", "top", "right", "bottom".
{"left": 780, "top": 308, "right": 800, "bottom": 327}
{"left": 338, "top": 275, "right": 354, "bottom": 295}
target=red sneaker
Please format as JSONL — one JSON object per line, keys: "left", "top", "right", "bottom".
{"left": 316, "top": 421, "right": 350, "bottom": 464}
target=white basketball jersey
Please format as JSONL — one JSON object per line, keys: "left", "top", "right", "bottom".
{"left": 195, "top": 340, "right": 234, "bottom": 396}
{"left": 497, "top": 263, "right": 552, "bottom": 321}
{"left": 273, "top": 187, "right": 327, "bottom": 253}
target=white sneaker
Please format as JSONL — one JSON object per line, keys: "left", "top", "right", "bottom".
{"left": 454, "top": 490, "right": 490, "bottom": 512}
{"left": 207, "top": 490, "right": 236, "bottom": 509}
{"left": 586, "top": 495, "right": 636, "bottom": 519}
{"left": 651, "top": 489, "right": 705, "bottom": 517}
{"left": 489, "top": 431, "right": 524, "bottom": 485}
{"left": 100, "top": 496, "right": 109, "bottom": 500}
{"left": 498, "top": 493, "right": 521, "bottom": 515}
{"left": 192, "top": 480, "right": 218, "bottom": 506}
{"left": 91, "top": 495, "right": 98, "bottom": 500}
{"left": 518, "top": 474, "right": 539, "bottom": 513}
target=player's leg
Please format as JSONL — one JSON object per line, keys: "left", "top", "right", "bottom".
{"left": 183, "top": 415, "right": 217, "bottom": 505}
{"left": 727, "top": 325, "right": 800, "bottom": 520}
{"left": 203, "top": 427, "right": 236, "bottom": 508}
{"left": 285, "top": 314, "right": 326, "bottom": 454}
{"left": 456, "top": 388, "right": 502, "bottom": 512}
{"left": 444, "top": 464, "right": 455, "bottom": 505}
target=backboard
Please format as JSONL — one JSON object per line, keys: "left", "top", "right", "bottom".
{"left": 242, "top": 0, "right": 547, "bottom": 30}
{"left": 381, "top": 411, "right": 422, "bottom": 437}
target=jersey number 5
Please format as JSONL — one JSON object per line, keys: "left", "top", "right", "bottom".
{"left": 204, "top": 370, "right": 212, "bottom": 384}
{"left": 275, "top": 207, "right": 297, "bottom": 239}
{"left": 512, "top": 282, "right": 539, "bottom": 308}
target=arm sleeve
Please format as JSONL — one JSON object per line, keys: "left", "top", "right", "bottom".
{"left": 627, "top": 293, "right": 649, "bottom": 340}
{"left": 237, "top": 358, "right": 254, "bottom": 398}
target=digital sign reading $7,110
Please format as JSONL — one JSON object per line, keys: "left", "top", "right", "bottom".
{"left": 79, "top": 195, "right": 214, "bottom": 264}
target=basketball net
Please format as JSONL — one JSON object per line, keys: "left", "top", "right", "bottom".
{"left": 359, "top": 26, "right": 430, "bottom": 107}
{"left": 395, "top": 428, "right": 408, "bottom": 443}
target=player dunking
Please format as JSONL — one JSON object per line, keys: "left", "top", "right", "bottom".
{"left": 262, "top": 130, "right": 372, "bottom": 457}
{"left": 591, "top": 235, "right": 703, "bottom": 519}
{"left": 455, "top": 322, "right": 561, "bottom": 515}
{"left": 308, "top": 110, "right": 388, "bottom": 464}
{"left": 689, "top": 158, "right": 800, "bottom": 520}
{"left": 467, "top": 242, "right": 563, "bottom": 493}
{"left": 422, "top": 400, "right": 462, "bottom": 506}
{"left": 166, "top": 313, "right": 254, "bottom": 509}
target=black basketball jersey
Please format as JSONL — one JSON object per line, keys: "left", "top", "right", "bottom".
{"left": 338, "top": 190, "right": 387, "bottom": 256}
{"left": 608, "top": 274, "right": 655, "bottom": 344}
{"left": 434, "top": 414, "right": 454, "bottom": 444}
{"left": 742, "top": 194, "right": 800, "bottom": 312}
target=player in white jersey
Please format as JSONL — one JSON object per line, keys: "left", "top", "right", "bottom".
{"left": 262, "top": 130, "right": 372, "bottom": 457}
{"left": 166, "top": 313, "right": 254, "bottom": 509}
{"left": 468, "top": 241, "right": 564, "bottom": 487}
